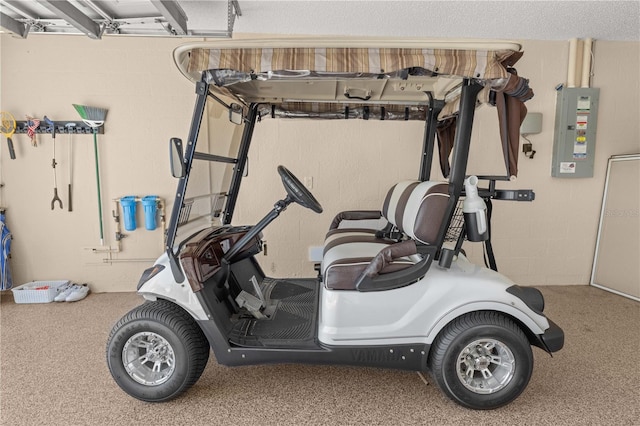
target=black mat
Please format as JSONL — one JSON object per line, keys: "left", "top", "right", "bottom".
{"left": 228, "top": 278, "right": 319, "bottom": 348}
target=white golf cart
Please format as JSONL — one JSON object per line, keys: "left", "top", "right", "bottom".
{"left": 106, "top": 38, "right": 564, "bottom": 410}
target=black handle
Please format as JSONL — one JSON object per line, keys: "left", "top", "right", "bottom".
{"left": 7, "top": 137, "right": 15, "bottom": 160}
{"left": 68, "top": 184, "right": 73, "bottom": 212}
{"left": 344, "top": 89, "right": 371, "bottom": 101}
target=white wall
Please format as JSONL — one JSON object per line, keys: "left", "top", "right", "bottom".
{"left": 1, "top": 35, "right": 638, "bottom": 292}
{"left": 476, "top": 40, "right": 640, "bottom": 285}
{"left": 0, "top": 35, "right": 196, "bottom": 292}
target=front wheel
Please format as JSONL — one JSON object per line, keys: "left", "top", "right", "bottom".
{"left": 106, "top": 300, "right": 210, "bottom": 402}
{"left": 428, "top": 312, "right": 533, "bottom": 410}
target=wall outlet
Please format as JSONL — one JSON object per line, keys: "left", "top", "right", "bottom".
{"left": 303, "top": 176, "right": 313, "bottom": 189}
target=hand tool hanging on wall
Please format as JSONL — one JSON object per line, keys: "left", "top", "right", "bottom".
{"left": 44, "top": 116, "right": 63, "bottom": 210}
{"left": 65, "top": 123, "right": 76, "bottom": 212}
{"left": 26, "top": 116, "right": 40, "bottom": 147}
{"left": 0, "top": 112, "right": 17, "bottom": 160}
{"left": 73, "top": 104, "right": 108, "bottom": 245}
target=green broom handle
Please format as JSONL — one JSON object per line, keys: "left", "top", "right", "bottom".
{"left": 93, "top": 130, "right": 104, "bottom": 244}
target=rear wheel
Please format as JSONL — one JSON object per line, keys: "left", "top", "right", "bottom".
{"left": 106, "top": 300, "right": 210, "bottom": 402}
{"left": 428, "top": 311, "right": 533, "bottom": 410}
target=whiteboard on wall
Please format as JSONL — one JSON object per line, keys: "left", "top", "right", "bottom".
{"left": 591, "top": 154, "right": 640, "bottom": 301}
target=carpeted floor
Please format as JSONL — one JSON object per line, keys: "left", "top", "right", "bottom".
{"left": 0, "top": 285, "right": 638, "bottom": 425}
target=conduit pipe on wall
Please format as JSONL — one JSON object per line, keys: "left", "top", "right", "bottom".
{"left": 581, "top": 38, "right": 593, "bottom": 88}
{"left": 568, "top": 38, "right": 578, "bottom": 88}
{"left": 567, "top": 38, "right": 594, "bottom": 88}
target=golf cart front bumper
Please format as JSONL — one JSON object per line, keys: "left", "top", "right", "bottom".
{"left": 539, "top": 318, "right": 564, "bottom": 353}
{"left": 506, "top": 285, "right": 564, "bottom": 353}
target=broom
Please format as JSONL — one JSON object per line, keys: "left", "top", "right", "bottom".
{"left": 73, "top": 104, "right": 108, "bottom": 245}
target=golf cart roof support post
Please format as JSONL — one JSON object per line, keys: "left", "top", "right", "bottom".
{"left": 432, "top": 79, "right": 483, "bottom": 251}
{"left": 419, "top": 96, "right": 445, "bottom": 182}
{"left": 222, "top": 103, "right": 260, "bottom": 225}
{"left": 448, "top": 79, "right": 484, "bottom": 197}
{"left": 166, "top": 76, "right": 210, "bottom": 282}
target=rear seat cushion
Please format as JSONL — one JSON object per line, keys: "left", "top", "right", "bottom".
{"left": 401, "top": 181, "right": 450, "bottom": 245}
{"left": 323, "top": 180, "right": 419, "bottom": 253}
{"left": 383, "top": 180, "right": 420, "bottom": 229}
{"left": 324, "top": 231, "right": 379, "bottom": 254}
{"left": 322, "top": 241, "right": 414, "bottom": 290}
{"left": 322, "top": 181, "right": 450, "bottom": 290}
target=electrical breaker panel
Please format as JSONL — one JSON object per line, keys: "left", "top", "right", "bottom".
{"left": 551, "top": 88, "right": 600, "bottom": 178}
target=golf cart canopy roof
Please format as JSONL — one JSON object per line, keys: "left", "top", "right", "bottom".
{"left": 173, "top": 38, "right": 526, "bottom": 120}
{"left": 165, "top": 37, "right": 535, "bottom": 264}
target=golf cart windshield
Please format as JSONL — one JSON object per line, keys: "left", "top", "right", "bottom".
{"left": 168, "top": 38, "right": 533, "bottom": 260}
{"left": 171, "top": 100, "right": 246, "bottom": 241}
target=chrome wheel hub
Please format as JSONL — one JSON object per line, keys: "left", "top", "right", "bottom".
{"left": 456, "top": 338, "right": 515, "bottom": 394}
{"left": 122, "top": 332, "right": 176, "bottom": 386}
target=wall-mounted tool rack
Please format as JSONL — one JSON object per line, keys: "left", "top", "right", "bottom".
{"left": 14, "top": 121, "right": 104, "bottom": 134}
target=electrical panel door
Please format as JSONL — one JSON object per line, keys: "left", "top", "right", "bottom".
{"left": 551, "top": 88, "right": 600, "bottom": 178}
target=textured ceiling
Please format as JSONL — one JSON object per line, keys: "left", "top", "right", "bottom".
{"left": 1, "top": 1, "right": 639, "bottom": 41}
{"left": 211, "top": 1, "right": 640, "bottom": 41}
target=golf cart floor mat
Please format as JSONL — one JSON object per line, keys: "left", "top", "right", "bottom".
{"left": 228, "top": 278, "right": 319, "bottom": 348}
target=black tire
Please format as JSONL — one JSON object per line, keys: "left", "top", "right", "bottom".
{"left": 428, "top": 311, "right": 533, "bottom": 410}
{"left": 106, "top": 300, "right": 210, "bottom": 402}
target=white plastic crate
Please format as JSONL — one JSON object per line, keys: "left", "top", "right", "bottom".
{"left": 11, "top": 280, "right": 70, "bottom": 304}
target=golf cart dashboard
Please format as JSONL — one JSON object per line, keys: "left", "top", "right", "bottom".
{"left": 180, "top": 226, "right": 262, "bottom": 291}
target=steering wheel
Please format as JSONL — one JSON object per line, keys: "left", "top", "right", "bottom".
{"left": 277, "top": 165, "right": 323, "bottom": 213}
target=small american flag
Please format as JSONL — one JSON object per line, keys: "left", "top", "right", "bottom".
{"left": 26, "top": 116, "right": 40, "bottom": 146}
